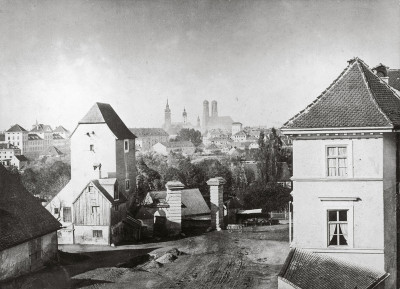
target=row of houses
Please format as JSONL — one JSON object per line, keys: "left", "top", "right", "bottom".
{"left": 1, "top": 123, "right": 70, "bottom": 159}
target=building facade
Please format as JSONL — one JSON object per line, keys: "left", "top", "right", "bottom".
{"left": 5, "top": 124, "right": 28, "bottom": 154}
{"left": 129, "top": 128, "right": 169, "bottom": 151}
{"left": 46, "top": 102, "right": 137, "bottom": 245}
{"left": 279, "top": 58, "right": 398, "bottom": 288}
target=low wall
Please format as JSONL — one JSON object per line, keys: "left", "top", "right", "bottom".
{"left": 0, "top": 232, "right": 58, "bottom": 281}
{"left": 74, "top": 225, "right": 109, "bottom": 245}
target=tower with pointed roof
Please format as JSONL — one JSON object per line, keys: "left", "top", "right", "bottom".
{"left": 164, "top": 99, "right": 171, "bottom": 131}
{"left": 280, "top": 58, "right": 400, "bottom": 289}
{"left": 46, "top": 102, "right": 137, "bottom": 245}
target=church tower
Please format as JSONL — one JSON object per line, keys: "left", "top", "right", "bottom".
{"left": 164, "top": 99, "right": 171, "bottom": 131}
{"left": 211, "top": 100, "right": 218, "bottom": 118}
{"left": 202, "top": 100, "right": 209, "bottom": 133}
{"left": 183, "top": 107, "right": 187, "bottom": 124}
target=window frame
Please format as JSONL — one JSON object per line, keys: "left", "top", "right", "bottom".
{"left": 321, "top": 200, "right": 354, "bottom": 248}
{"left": 327, "top": 209, "right": 349, "bottom": 246}
{"left": 124, "top": 139, "right": 129, "bottom": 152}
{"left": 91, "top": 205, "right": 100, "bottom": 214}
{"left": 326, "top": 145, "right": 348, "bottom": 177}
{"left": 63, "top": 207, "right": 72, "bottom": 222}
{"left": 324, "top": 141, "right": 353, "bottom": 178}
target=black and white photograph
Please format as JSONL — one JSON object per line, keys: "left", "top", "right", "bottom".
{"left": 0, "top": 0, "right": 399, "bottom": 288}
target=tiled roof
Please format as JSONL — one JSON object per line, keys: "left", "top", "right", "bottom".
{"left": 42, "top": 146, "right": 64, "bottom": 156}
{"left": 52, "top": 133, "right": 64, "bottom": 140}
{"left": 145, "top": 189, "right": 210, "bottom": 217}
{"left": 6, "top": 124, "right": 27, "bottom": 132}
{"left": 0, "top": 164, "right": 61, "bottom": 251}
{"left": 129, "top": 128, "right": 169, "bottom": 137}
{"left": 77, "top": 103, "right": 136, "bottom": 140}
{"left": 14, "top": 155, "right": 29, "bottom": 162}
{"left": 283, "top": 58, "right": 400, "bottom": 129}
{"left": 31, "top": 124, "right": 53, "bottom": 133}
{"left": 388, "top": 69, "right": 400, "bottom": 91}
{"left": 279, "top": 248, "right": 388, "bottom": 289}
{"left": 53, "top": 125, "right": 70, "bottom": 133}
{"left": 28, "top": 134, "right": 43, "bottom": 140}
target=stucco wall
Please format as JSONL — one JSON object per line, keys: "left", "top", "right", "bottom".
{"left": 71, "top": 123, "right": 117, "bottom": 181}
{"left": 291, "top": 136, "right": 388, "bottom": 273}
{"left": 293, "top": 138, "right": 383, "bottom": 179}
{"left": 0, "top": 232, "right": 58, "bottom": 281}
{"left": 74, "top": 225, "right": 110, "bottom": 245}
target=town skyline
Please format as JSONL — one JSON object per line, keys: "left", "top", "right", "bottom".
{"left": 0, "top": 0, "right": 399, "bottom": 131}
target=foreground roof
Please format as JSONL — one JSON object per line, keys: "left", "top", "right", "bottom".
{"left": 145, "top": 188, "right": 210, "bottom": 217}
{"left": 129, "top": 128, "right": 169, "bottom": 137}
{"left": 6, "top": 124, "right": 27, "bottom": 132}
{"left": 279, "top": 248, "right": 388, "bottom": 289}
{"left": 283, "top": 58, "right": 400, "bottom": 130}
{"left": 77, "top": 102, "right": 136, "bottom": 139}
{"left": 0, "top": 164, "right": 61, "bottom": 251}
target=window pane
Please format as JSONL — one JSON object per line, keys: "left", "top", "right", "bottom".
{"left": 329, "top": 224, "right": 338, "bottom": 245}
{"left": 328, "top": 158, "right": 336, "bottom": 167}
{"left": 338, "top": 147, "right": 347, "bottom": 156}
{"left": 327, "top": 147, "right": 336, "bottom": 156}
{"left": 338, "top": 158, "right": 347, "bottom": 167}
{"left": 328, "top": 168, "right": 336, "bottom": 176}
{"left": 328, "top": 211, "right": 337, "bottom": 221}
{"left": 338, "top": 167, "right": 347, "bottom": 176}
{"left": 339, "top": 210, "right": 347, "bottom": 221}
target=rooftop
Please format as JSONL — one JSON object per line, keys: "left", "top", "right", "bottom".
{"left": 0, "top": 164, "right": 61, "bottom": 251}
{"left": 129, "top": 128, "right": 169, "bottom": 137}
{"left": 77, "top": 102, "right": 136, "bottom": 140}
{"left": 283, "top": 58, "right": 400, "bottom": 130}
{"left": 31, "top": 124, "right": 53, "bottom": 133}
{"left": 6, "top": 124, "right": 27, "bottom": 133}
{"left": 279, "top": 248, "right": 388, "bottom": 289}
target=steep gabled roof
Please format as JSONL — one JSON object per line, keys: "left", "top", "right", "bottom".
{"left": 0, "top": 164, "right": 61, "bottom": 251}
{"left": 283, "top": 58, "right": 400, "bottom": 130}
{"left": 279, "top": 248, "right": 388, "bottom": 289}
{"left": 31, "top": 124, "right": 53, "bottom": 133}
{"left": 6, "top": 124, "right": 27, "bottom": 132}
{"left": 53, "top": 125, "right": 70, "bottom": 133}
{"left": 388, "top": 69, "right": 400, "bottom": 91}
{"left": 129, "top": 128, "right": 169, "bottom": 137}
{"left": 77, "top": 103, "right": 136, "bottom": 140}
{"left": 72, "top": 179, "right": 119, "bottom": 205}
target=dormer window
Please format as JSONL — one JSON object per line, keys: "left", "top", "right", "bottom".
{"left": 124, "top": 140, "right": 129, "bottom": 152}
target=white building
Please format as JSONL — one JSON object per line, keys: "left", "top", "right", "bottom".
{"left": 279, "top": 58, "right": 398, "bottom": 288}
{"left": 46, "top": 103, "right": 137, "bottom": 245}
{"left": 5, "top": 124, "right": 28, "bottom": 154}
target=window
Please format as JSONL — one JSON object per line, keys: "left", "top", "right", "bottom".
{"left": 54, "top": 208, "right": 59, "bottom": 214}
{"left": 125, "top": 179, "right": 130, "bottom": 190}
{"left": 327, "top": 146, "right": 347, "bottom": 177}
{"left": 63, "top": 207, "right": 72, "bottom": 222}
{"left": 114, "top": 186, "right": 119, "bottom": 200}
{"left": 88, "top": 185, "right": 93, "bottom": 192}
{"left": 91, "top": 206, "right": 100, "bottom": 214}
{"left": 90, "top": 144, "right": 94, "bottom": 151}
{"left": 124, "top": 140, "right": 129, "bottom": 152}
{"left": 93, "top": 230, "right": 103, "bottom": 238}
{"left": 328, "top": 210, "right": 348, "bottom": 246}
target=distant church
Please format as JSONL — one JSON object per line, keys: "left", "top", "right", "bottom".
{"left": 202, "top": 100, "right": 234, "bottom": 133}
{"left": 162, "top": 100, "right": 200, "bottom": 136}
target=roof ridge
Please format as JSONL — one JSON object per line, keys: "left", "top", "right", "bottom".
{"left": 356, "top": 60, "right": 393, "bottom": 127}
{"left": 283, "top": 60, "right": 355, "bottom": 127}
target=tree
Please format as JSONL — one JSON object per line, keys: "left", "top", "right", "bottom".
{"left": 257, "top": 128, "right": 283, "bottom": 184}
{"left": 175, "top": 128, "right": 202, "bottom": 146}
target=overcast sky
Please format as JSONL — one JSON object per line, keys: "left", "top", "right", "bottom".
{"left": 0, "top": 0, "right": 399, "bottom": 131}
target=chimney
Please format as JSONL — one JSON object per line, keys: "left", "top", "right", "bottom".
{"left": 207, "top": 177, "right": 226, "bottom": 231}
{"left": 165, "top": 181, "right": 185, "bottom": 236}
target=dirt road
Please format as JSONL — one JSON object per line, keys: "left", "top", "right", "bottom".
{"left": 73, "top": 225, "right": 289, "bottom": 289}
